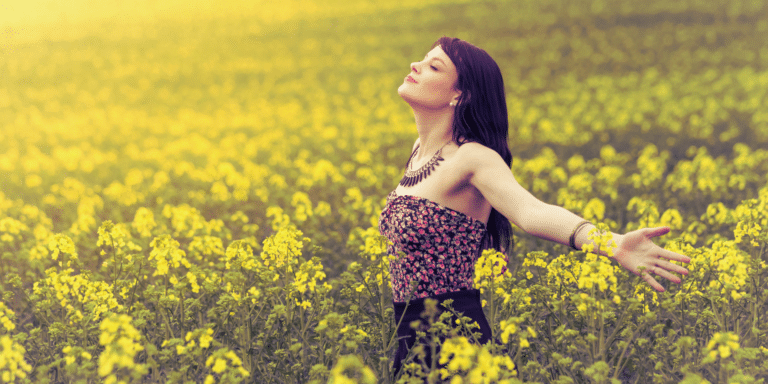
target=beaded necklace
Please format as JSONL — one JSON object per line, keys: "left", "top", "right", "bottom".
{"left": 399, "top": 142, "right": 449, "bottom": 187}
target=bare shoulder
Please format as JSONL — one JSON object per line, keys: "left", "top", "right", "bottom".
{"left": 453, "top": 142, "right": 504, "bottom": 167}
{"left": 447, "top": 142, "right": 507, "bottom": 185}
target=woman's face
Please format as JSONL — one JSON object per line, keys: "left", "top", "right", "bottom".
{"left": 397, "top": 45, "right": 461, "bottom": 110}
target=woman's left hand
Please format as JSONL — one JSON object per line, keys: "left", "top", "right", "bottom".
{"left": 613, "top": 227, "right": 691, "bottom": 292}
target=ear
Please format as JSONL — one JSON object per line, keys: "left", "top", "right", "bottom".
{"left": 451, "top": 90, "right": 462, "bottom": 106}
{"left": 453, "top": 89, "right": 469, "bottom": 107}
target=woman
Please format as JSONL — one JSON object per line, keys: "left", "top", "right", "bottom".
{"left": 378, "top": 37, "right": 691, "bottom": 377}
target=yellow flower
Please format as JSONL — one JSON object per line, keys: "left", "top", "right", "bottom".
{"left": 200, "top": 329, "right": 214, "bottom": 349}
{"left": 328, "top": 355, "right": 376, "bottom": 384}
{"left": 260, "top": 225, "right": 305, "bottom": 269}
{"left": 132, "top": 207, "right": 157, "bottom": 238}
{"left": 439, "top": 337, "right": 475, "bottom": 372}
{"left": 98, "top": 314, "right": 145, "bottom": 380}
{"left": 0, "top": 335, "right": 32, "bottom": 380}
{"left": 499, "top": 319, "right": 519, "bottom": 344}
{"left": 48, "top": 233, "right": 78, "bottom": 261}
{"left": 211, "top": 358, "right": 227, "bottom": 373}
{"left": 474, "top": 249, "right": 509, "bottom": 293}
{"left": 704, "top": 332, "right": 740, "bottom": 361}
{"left": 149, "top": 235, "right": 189, "bottom": 276}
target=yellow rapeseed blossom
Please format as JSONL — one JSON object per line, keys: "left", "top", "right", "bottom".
{"left": 0, "top": 217, "right": 29, "bottom": 243}
{"left": 704, "top": 332, "right": 740, "bottom": 362}
{"left": 732, "top": 190, "right": 767, "bottom": 247}
{"left": 204, "top": 348, "right": 250, "bottom": 382}
{"left": 266, "top": 206, "right": 292, "bottom": 231}
{"left": 179, "top": 328, "right": 215, "bottom": 355}
{"left": 0, "top": 302, "right": 16, "bottom": 333}
{"left": 132, "top": 207, "right": 157, "bottom": 238}
{"left": 294, "top": 258, "right": 326, "bottom": 294}
{"left": 627, "top": 197, "right": 660, "bottom": 229}
{"left": 187, "top": 272, "right": 200, "bottom": 293}
{"left": 466, "top": 349, "right": 516, "bottom": 384}
{"left": 659, "top": 208, "right": 684, "bottom": 231}
{"left": 97, "top": 220, "right": 127, "bottom": 250}
{"left": 522, "top": 251, "right": 548, "bottom": 280}
{"left": 440, "top": 337, "right": 475, "bottom": 372}
{"left": 0, "top": 335, "right": 32, "bottom": 382}
{"left": 199, "top": 329, "right": 214, "bottom": 349}
{"left": 260, "top": 225, "right": 305, "bottom": 270}
{"left": 359, "top": 227, "right": 388, "bottom": 259}
{"left": 149, "top": 235, "right": 190, "bottom": 276}
{"left": 225, "top": 240, "right": 259, "bottom": 270}
{"left": 438, "top": 336, "right": 517, "bottom": 383}
{"left": 633, "top": 284, "right": 659, "bottom": 313}
{"left": 189, "top": 235, "right": 226, "bottom": 261}
{"left": 546, "top": 252, "right": 578, "bottom": 289}
{"left": 48, "top": 233, "right": 78, "bottom": 261}
{"left": 705, "top": 240, "right": 749, "bottom": 297}
{"left": 631, "top": 144, "right": 668, "bottom": 189}
{"left": 582, "top": 198, "right": 606, "bottom": 221}
{"left": 291, "top": 191, "right": 314, "bottom": 222}
{"left": 98, "top": 314, "right": 146, "bottom": 382}
{"left": 474, "top": 249, "right": 510, "bottom": 295}
{"left": 247, "top": 287, "right": 261, "bottom": 304}
{"left": 577, "top": 227, "right": 618, "bottom": 292}
{"left": 328, "top": 355, "right": 376, "bottom": 384}
{"left": 162, "top": 204, "right": 208, "bottom": 238}
{"left": 69, "top": 195, "right": 104, "bottom": 236}
{"left": 33, "top": 268, "right": 122, "bottom": 322}
{"left": 499, "top": 318, "right": 520, "bottom": 344}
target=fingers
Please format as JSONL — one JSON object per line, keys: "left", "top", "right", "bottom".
{"left": 649, "top": 265, "right": 682, "bottom": 284}
{"left": 661, "top": 259, "right": 690, "bottom": 276}
{"left": 661, "top": 248, "right": 691, "bottom": 264}
{"left": 642, "top": 226, "right": 670, "bottom": 238}
{"left": 640, "top": 261, "right": 687, "bottom": 292}
{"left": 641, "top": 271, "right": 665, "bottom": 292}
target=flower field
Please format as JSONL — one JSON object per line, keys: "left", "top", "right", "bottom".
{"left": 1, "top": 0, "right": 767, "bottom": 382}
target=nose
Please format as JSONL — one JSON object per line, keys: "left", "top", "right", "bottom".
{"left": 410, "top": 62, "right": 420, "bottom": 73}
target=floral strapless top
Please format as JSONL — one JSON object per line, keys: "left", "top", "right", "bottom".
{"left": 379, "top": 190, "right": 488, "bottom": 303}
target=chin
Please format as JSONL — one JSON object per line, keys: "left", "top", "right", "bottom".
{"left": 397, "top": 83, "right": 410, "bottom": 97}
{"left": 397, "top": 86, "right": 414, "bottom": 103}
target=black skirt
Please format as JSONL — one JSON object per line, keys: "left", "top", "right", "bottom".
{"left": 391, "top": 289, "right": 493, "bottom": 378}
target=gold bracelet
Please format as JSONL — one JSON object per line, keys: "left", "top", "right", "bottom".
{"left": 569, "top": 220, "right": 592, "bottom": 250}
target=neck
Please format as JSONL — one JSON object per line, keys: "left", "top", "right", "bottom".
{"left": 412, "top": 105, "right": 455, "bottom": 160}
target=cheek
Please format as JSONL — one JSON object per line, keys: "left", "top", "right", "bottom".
{"left": 423, "top": 77, "right": 453, "bottom": 96}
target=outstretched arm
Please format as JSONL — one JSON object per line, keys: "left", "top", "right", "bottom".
{"left": 459, "top": 143, "right": 690, "bottom": 292}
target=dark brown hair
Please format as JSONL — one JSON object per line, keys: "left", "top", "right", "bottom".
{"left": 433, "top": 36, "right": 513, "bottom": 253}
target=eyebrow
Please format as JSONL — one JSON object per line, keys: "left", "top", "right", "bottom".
{"left": 424, "top": 55, "right": 447, "bottom": 66}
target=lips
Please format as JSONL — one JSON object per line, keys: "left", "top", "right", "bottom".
{"left": 406, "top": 75, "right": 417, "bottom": 84}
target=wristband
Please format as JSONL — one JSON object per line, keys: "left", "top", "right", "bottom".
{"left": 569, "top": 220, "right": 592, "bottom": 250}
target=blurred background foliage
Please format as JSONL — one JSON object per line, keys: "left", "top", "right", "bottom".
{"left": 1, "top": 1, "right": 767, "bottom": 381}
{"left": 2, "top": 0, "right": 766, "bottom": 263}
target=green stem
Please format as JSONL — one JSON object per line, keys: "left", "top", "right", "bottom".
{"left": 708, "top": 297, "right": 724, "bottom": 331}
{"left": 110, "top": 236, "right": 119, "bottom": 298}
{"left": 179, "top": 288, "right": 185, "bottom": 338}
{"left": 490, "top": 280, "right": 496, "bottom": 350}
{"left": 379, "top": 257, "right": 387, "bottom": 351}
{"left": 612, "top": 323, "right": 641, "bottom": 380}
{"left": 161, "top": 307, "right": 174, "bottom": 340}
{"left": 128, "top": 259, "right": 144, "bottom": 310}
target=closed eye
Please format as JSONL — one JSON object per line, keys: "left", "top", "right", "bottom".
{"left": 422, "top": 55, "right": 441, "bottom": 71}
